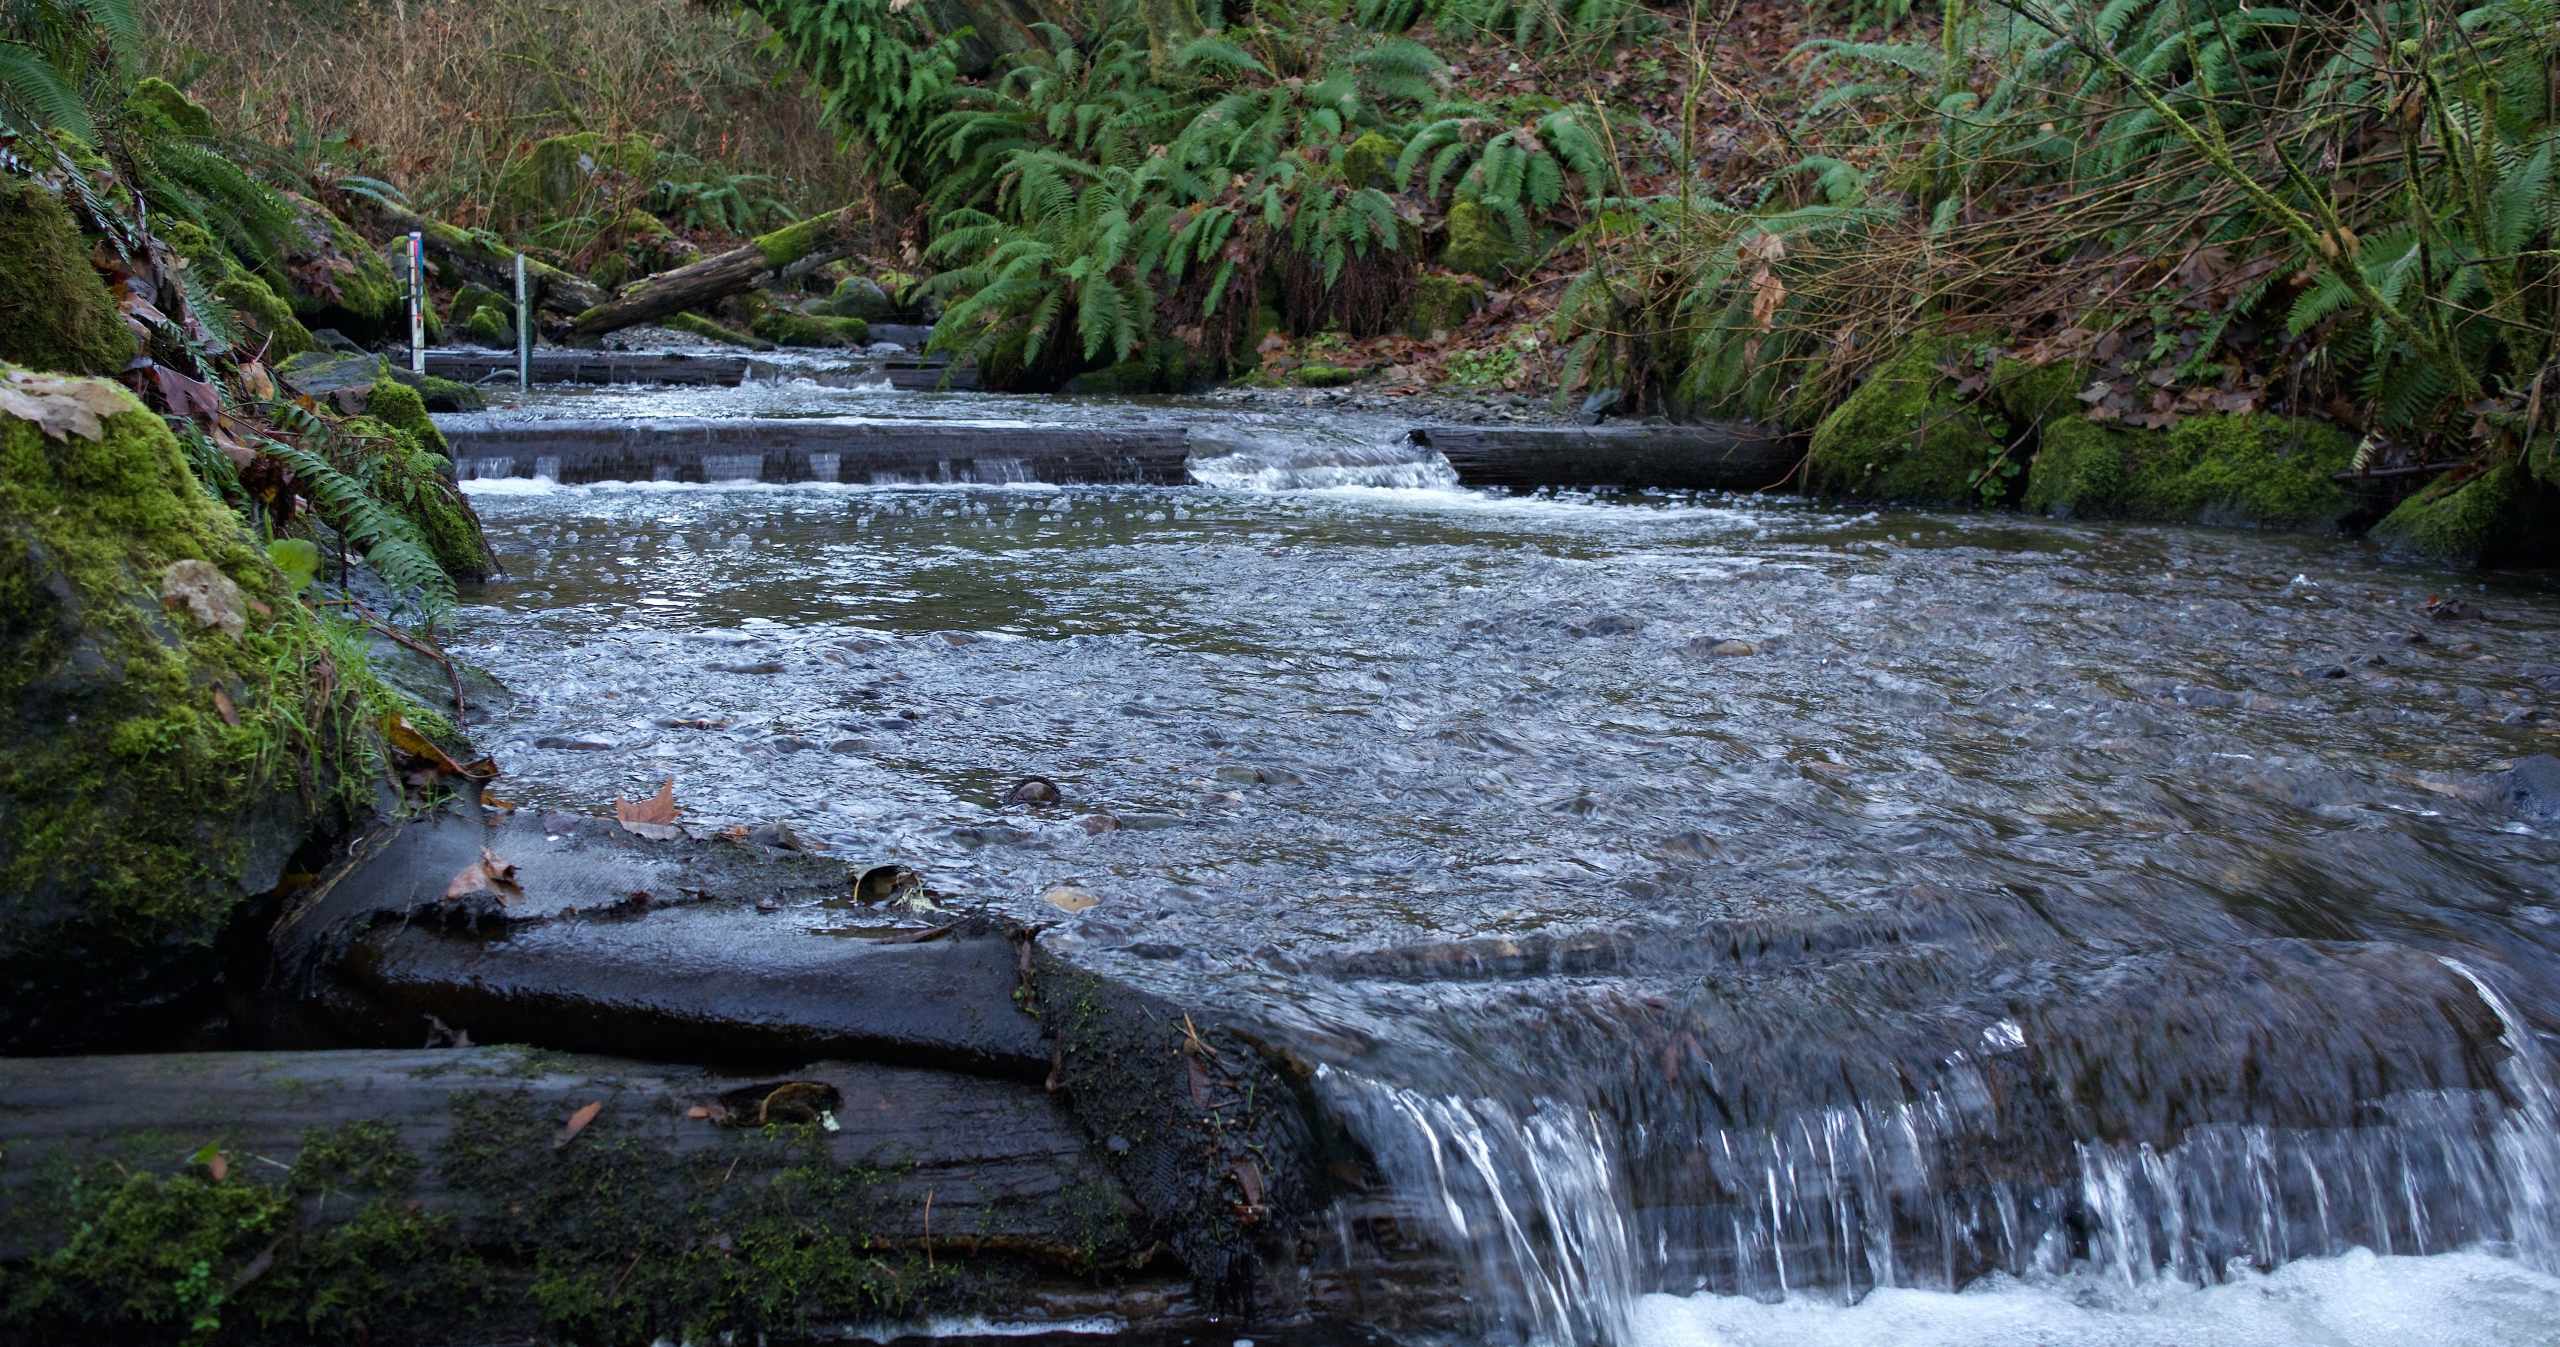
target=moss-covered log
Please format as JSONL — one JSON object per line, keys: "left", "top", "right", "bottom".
{"left": 0, "top": 1047, "right": 1171, "bottom": 1345}
{"left": 570, "top": 206, "right": 863, "bottom": 336}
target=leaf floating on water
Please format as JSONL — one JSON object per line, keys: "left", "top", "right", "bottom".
{"left": 616, "top": 779, "right": 683, "bottom": 840}
{"left": 1041, "top": 884, "right": 1101, "bottom": 914}
{"left": 555, "top": 1099, "right": 603, "bottom": 1149}
{"left": 0, "top": 369, "right": 129, "bottom": 442}
{"left": 445, "top": 847, "right": 524, "bottom": 904}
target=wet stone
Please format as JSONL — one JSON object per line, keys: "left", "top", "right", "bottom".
{"left": 533, "top": 735, "right": 615, "bottom": 750}
{"left": 2500, "top": 755, "right": 2560, "bottom": 823}
{"left": 710, "top": 660, "right": 788, "bottom": 675}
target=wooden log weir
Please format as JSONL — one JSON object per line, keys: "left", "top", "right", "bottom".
{"left": 1412, "top": 422, "right": 1800, "bottom": 493}
{"left": 422, "top": 348, "right": 974, "bottom": 391}
{"left": 440, "top": 416, "right": 1191, "bottom": 485}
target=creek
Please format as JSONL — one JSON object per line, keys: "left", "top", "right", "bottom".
{"left": 443, "top": 373, "right": 2560, "bottom": 1347}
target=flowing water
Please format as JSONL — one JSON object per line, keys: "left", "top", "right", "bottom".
{"left": 445, "top": 381, "right": 2560, "bottom": 1345}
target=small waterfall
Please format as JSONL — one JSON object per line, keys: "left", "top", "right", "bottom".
{"left": 1185, "top": 424, "right": 1460, "bottom": 491}
{"left": 1319, "top": 960, "right": 2560, "bottom": 1346}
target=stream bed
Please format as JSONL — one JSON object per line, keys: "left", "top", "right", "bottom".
{"left": 444, "top": 384, "right": 2560, "bottom": 1346}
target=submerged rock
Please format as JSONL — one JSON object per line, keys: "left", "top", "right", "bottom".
{"left": 2499, "top": 755, "right": 2560, "bottom": 824}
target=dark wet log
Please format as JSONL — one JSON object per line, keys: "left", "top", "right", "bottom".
{"left": 273, "top": 809, "right": 1051, "bottom": 1080}
{"left": 572, "top": 206, "right": 862, "bottom": 336}
{"left": 423, "top": 348, "right": 971, "bottom": 390}
{"left": 0, "top": 1047, "right": 1130, "bottom": 1260}
{"left": 353, "top": 197, "right": 607, "bottom": 317}
{"left": 439, "top": 417, "right": 1186, "bottom": 485}
{"left": 1412, "top": 422, "right": 1798, "bottom": 493}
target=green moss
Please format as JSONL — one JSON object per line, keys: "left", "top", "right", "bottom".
{"left": 2366, "top": 460, "right": 2536, "bottom": 567}
{"left": 412, "top": 374, "right": 485, "bottom": 413}
{"left": 1991, "top": 357, "right": 2087, "bottom": 425}
{"left": 1406, "top": 272, "right": 1486, "bottom": 339}
{"left": 363, "top": 376, "right": 448, "bottom": 458}
{"left": 753, "top": 209, "right": 843, "bottom": 271}
{"left": 491, "top": 133, "right": 657, "bottom": 232}
{"left": 0, "top": 179, "right": 137, "bottom": 376}
{"left": 2122, "top": 413, "right": 2356, "bottom": 529}
{"left": 161, "top": 218, "right": 317, "bottom": 360}
{"left": 277, "top": 193, "right": 400, "bottom": 338}
{"left": 668, "top": 310, "right": 774, "bottom": 349}
{"left": 458, "top": 306, "right": 510, "bottom": 347}
{"left": 820, "top": 274, "right": 896, "bottom": 320}
{"left": 1295, "top": 363, "right": 1361, "bottom": 387}
{"left": 1342, "top": 131, "right": 1400, "bottom": 190}
{"left": 339, "top": 412, "right": 493, "bottom": 583}
{"left": 2022, "top": 416, "right": 2139, "bottom": 517}
{"left": 1440, "top": 199, "right": 1520, "bottom": 278}
{"left": 2528, "top": 434, "right": 2558, "bottom": 492}
{"left": 126, "top": 77, "right": 218, "bottom": 138}
{"left": 751, "top": 310, "right": 870, "bottom": 348}
{"left": 8, "top": 1167, "right": 292, "bottom": 1340}
{"left": 1806, "top": 337, "right": 2008, "bottom": 503}
{"left": 0, "top": 369, "right": 402, "bottom": 1050}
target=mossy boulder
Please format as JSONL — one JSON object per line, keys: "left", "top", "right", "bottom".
{"left": 458, "top": 305, "right": 511, "bottom": 348}
{"left": 1991, "top": 357, "right": 2087, "bottom": 425}
{"left": 1806, "top": 337, "right": 2007, "bottom": 503}
{"left": 412, "top": 374, "right": 486, "bottom": 413}
{"left": 750, "top": 310, "right": 869, "bottom": 349}
{"left": 1342, "top": 131, "right": 1401, "bottom": 190}
{"left": 1440, "top": 200, "right": 1523, "bottom": 279}
{"left": 0, "top": 368, "right": 407, "bottom": 1051}
{"left": 2366, "top": 460, "right": 2542, "bottom": 568}
{"left": 0, "top": 179, "right": 136, "bottom": 376}
{"left": 125, "top": 76, "right": 218, "bottom": 138}
{"left": 1405, "top": 272, "right": 1486, "bottom": 339}
{"left": 163, "top": 219, "right": 316, "bottom": 360}
{"left": 667, "top": 311, "right": 773, "bottom": 349}
{"left": 1295, "top": 363, "right": 1361, "bottom": 388}
{"left": 279, "top": 192, "right": 402, "bottom": 341}
{"left": 819, "top": 275, "right": 896, "bottom": 321}
{"left": 491, "top": 132, "right": 657, "bottom": 233}
{"left": 2022, "top": 411, "right": 2358, "bottom": 528}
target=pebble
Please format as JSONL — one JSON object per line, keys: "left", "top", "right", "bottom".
{"left": 1703, "top": 639, "right": 1756, "bottom": 658}
{"left": 1004, "top": 776, "right": 1063, "bottom": 805}
{"left": 1042, "top": 884, "right": 1102, "bottom": 913}
{"left": 1077, "top": 813, "right": 1122, "bottom": 835}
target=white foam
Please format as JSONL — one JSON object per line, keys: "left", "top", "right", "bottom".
{"left": 1626, "top": 1248, "right": 2560, "bottom": 1347}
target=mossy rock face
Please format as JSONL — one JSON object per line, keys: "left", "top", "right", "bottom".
{"left": 491, "top": 132, "right": 657, "bottom": 233}
{"left": 0, "top": 369, "right": 401, "bottom": 1051}
{"left": 750, "top": 310, "right": 870, "bottom": 349}
{"left": 458, "top": 305, "right": 511, "bottom": 348}
{"left": 1806, "top": 338, "right": 2007, "bottom": 503}
{"left": 2366, "top": 461, "right": 2541, "bottom": 568}
{"left": 125, "top": 76, "right": 217, "bottom": 138}
{"left": 278, "top": 192, "right": 401, "bottom": 341}
{"left": 2021, "top": 410, "right": 2358, "bottom": 529}
{"left": 1440, "top": 200, "right": 1522, "bottom": 279}
{"left": 413, "top": 374, "right": 486, "bottom": 413}
{"left": 164, "top": 218, "right": 316, "bottom": 360}
{"left": 1991, "top": 357, "right": 2087, "bottom": 425}
{"left": 819, "top": 275, "right": 896, "bottom": 321}
{"left": 0, "top": 179, "right": 136, "bottom": 377}
{"left": 2122, "top": 414, "right": 2357, "bottom": 529}
{"left": 1295, "top": 363, "right": 1361, "bottom": 388}
{"left": 1406, "top": 272, "right": 1486, "bottom": 339}
{"left": 2021, "top": 416, "right": 2140, "bottom": 518}
{"left": 1342, "top": 131, "right": 1401, "bottom": 190}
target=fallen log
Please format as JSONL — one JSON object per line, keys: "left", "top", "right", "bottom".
{"left": 572, "top": 206, "right": 863, "bottom": 337}
{"left": 1411, "top": 422, "right": 1798, "bottom": 493}
{"left": 350, "top": 197, "right": 607, "bottom": 318}
{"left": 0, "top": 1046, "right": 1179, "bottom": 1343}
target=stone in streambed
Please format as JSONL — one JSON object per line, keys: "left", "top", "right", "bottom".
{"left": 2499, "top": 755, "right": 2560, "bottom": 824}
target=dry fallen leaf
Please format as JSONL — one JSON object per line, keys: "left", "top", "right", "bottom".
{"left": 554, "top": 1099, "right": 603, "bottom": 1149}
{"left": 211, "top": 685, "right": 239, "bottom": 727}
{"left": 1041, "top": 884, "right": 1101, "bottom": 914}
{"left": 0, "top": 369, "right": 131, "bottom": 442}
{"left": 616, "top": 779, "right": 683, "bottom": 840}
{"left": 384, "top": 714, "right": 495, "bottom": 781}
{"left": 444, "top": 847, "right": 524, "bottom": 904}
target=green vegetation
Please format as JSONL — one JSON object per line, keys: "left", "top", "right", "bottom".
{"left": 0, "top": 177, "right": 134, "bottom": 375}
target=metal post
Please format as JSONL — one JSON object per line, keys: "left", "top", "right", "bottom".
{"left": 514, "top": 252, "right": 531, "bottom": 393}
{"left": 407, "top": 232, "right": 426, "bottom": 374}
